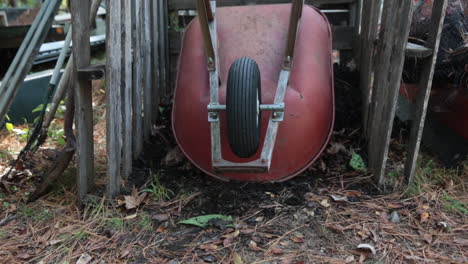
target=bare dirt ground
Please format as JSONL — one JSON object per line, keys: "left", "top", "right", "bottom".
{"left": 0, "top": 71, "right": 467, "bottom": 264}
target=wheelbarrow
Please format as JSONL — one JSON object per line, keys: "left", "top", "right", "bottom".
{"left": 172, "top": 0, "right": 334, "bottom": 181}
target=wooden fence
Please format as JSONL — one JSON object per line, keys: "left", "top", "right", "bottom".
{"left": 359, "top": 0, "right": 448, "bottom": 187}
{"left": 70, "top": 0, "right": 169, "bottom": 200}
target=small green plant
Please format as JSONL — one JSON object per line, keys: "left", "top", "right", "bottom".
{"left": 4, "top": 115, "right": 13, "bottom": 132}
{"left": 142, "top": 172, "right": 173, "bottom": 200}
{"left": 18, "top": 206, "right": 35, "bottom": 217}
{"left": 443, "top": 194, "right": 468, "bottom": 215}
{"left": 2, "top": 201, "right": 10, "bottom": 208}
{"left": 107, "top": 217, "right": 125, "bottom": 230}
{"left": 405, "top": 158, "right": 459, "bottom": 196}
{"left": 137, "top": 213, "right": 153, "bottom": 230}
{"left": 349, "top": 152, "right": 367, "bottom": 172}
{"left": 179, "top": 214, "right": 233, "bottom": 228}
{"left": 72, "top": 230, "right": 89, "bottom": 241}
{"left": 4, "top": 116, "right": 31, "bottom": 142}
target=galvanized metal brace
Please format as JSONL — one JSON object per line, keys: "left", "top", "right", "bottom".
{"left": 198, "top": 0, "right": 304, "bottom": 173}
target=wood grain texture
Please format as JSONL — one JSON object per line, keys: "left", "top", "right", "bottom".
{"left": 70, "top": 0, "right": 94, "bottom": 201}
{"left": 143, "top": 0, "right": 153, "bottom": 141}
{"left": 151, "top": 0, "right": 161, "bottom": 124}
{"left": 132, "top": 0, "right": 143, "bottom": 159}
{"left": 106, "top": 0, "right": 123, "bottom": 197}
{"left": 359, "top": 0, "right": 382, "bottom": 134}
{"left": 122, "top": 0, "right": 133, "bottom": 180}
{"left": 404, "top": 0, "right": 448, "bottom": 184}
{"left": 367, "top": 0, "right": 414, "bottom": 187}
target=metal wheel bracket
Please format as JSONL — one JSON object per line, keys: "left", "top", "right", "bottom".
{"left": 196, "top": 0, "right": 302, "bottom": 173}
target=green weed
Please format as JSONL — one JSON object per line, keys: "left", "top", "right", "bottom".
{"left": 142, "top": 172, "right": 173, "bottom": 201}
{"left": 443, "top": 194, "right": 468, "bottom": 215}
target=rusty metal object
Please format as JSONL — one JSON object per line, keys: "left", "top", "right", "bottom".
{"left": 196, "top": 0, "right": 215, "bottom": 70}
{"left": 284, "top": 0, "right": 303, "bottom": 69}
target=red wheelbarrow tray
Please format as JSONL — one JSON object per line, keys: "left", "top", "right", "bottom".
{"left": 172, "top": 4, "right": 334, "bottom": 182}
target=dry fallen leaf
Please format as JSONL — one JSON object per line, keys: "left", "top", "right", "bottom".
{"left": 420, "top": 212, "right": 430, "bottom": 223}
{"left": 387, "top": 203, "right": 404, "bottom": 209}
{"left": 124, "top": 214, "right": 137, "bottom": 220}
{"left": 16, "top": 252, "right": 32, "bottom": 260}
{"left": 423, "top": 233, "right": 432, "bottom": 244}
{"left": 330, "top": 194, "right": 349, "bottom": 202}
{"left": 345, "top": 255, "right": 355, "bottom": 263}
{"left": 249, "top": 241, "right": 262, "bottom": 251}
{"left": 345, "top": 190, "right": 362, "bottom": 197}
{"left": 152, "top": 213, "right": 170, "bottom": 221}
{"left": 320, "top": 199, "right": 331, "bottom": 208}
{"left": 123, "top": 188, "right": 147, "bottom": 210}
{"left": 327, "top": 142, "right": 348, "bottom": 154}
{"left": 222, "top": 229, "right": 240, "bottom": 239}
{"left": 357, "top": 244, "right": 376, "bottom": 255}
{"left": 291, "top": 233, "right": 305, "bottom": 243}
{"left": 271, "top": 247, "right": 283, "bottom": 255}
{"left": 76, "top": 253, "right": 92, "bottom": 264}
{"left": 199, "top": 244, "right": 218, "bottom": 251}
{"left": 162, "top": 146, "right": 184, "bottom": 166}
{"left": 240, "top": 228, "right": 255, "bottom": 234}
{"left": 233, "top": 252, "right": 243, "bottom": 264}
{"left": 156, "top": 226, "right": 167, "bottom": 233}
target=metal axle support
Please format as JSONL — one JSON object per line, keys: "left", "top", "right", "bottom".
{"left": 197, "top": 0, "right": 304, "bottom": 173}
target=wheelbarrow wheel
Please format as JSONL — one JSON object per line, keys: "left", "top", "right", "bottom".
{"left": 226, "top": 57, "right": 262, "bottom": 158}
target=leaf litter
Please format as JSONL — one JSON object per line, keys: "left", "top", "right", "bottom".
{"left": 0, "top": 73, "right": 466, "bottom": 263}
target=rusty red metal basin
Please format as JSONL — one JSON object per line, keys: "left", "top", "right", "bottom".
{"left": 172, "top": 4, "right": 334, "bottom": 181}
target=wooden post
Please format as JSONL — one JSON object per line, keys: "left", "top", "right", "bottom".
{"left": 143, "top": 0, "right": 153, "bottom": 141}
{"left": 359, "top": 0, "right": 382, "bottom": 134}
{"left": 158, "top": 0, "right": 170, "bottom": 95}
{"left": 151, "top": 0, "right": 161, "bottom": 125}
{"left": 132, "top": 0, "right": 144, "bottom": 158}
{"left": 70, "top": 0, "right": 94, "bottom": 201}
{"left": 122, "top": 0, "right": 133, "bottom": 180}
{"left": 367, "top": 0, "right": 414, "bottom": 187}
{"left": 106, "top": 0, "right": 123, "bottom": 197}
{"left": 405, "top": 0, "right": 448, "bottom": 184}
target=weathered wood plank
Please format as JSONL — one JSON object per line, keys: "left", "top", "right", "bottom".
{"left": 367, "top": 0, "right": 414, "bottom": 187}
{"left": 106, "top": 0, "right": 123, "bottom": 197}
{"left": 143, "top": 0, "right": 153, "bottom": 141}
{"left": 151, "top": 0, "right": 161, "bottom": 124}
{"left": 122, "top": 0, "right": 133, "bottom": 180}
{"left": 359, "top": 0, "right": 382, "bottom": 134}
{"left": 132, "top": 0, "right": 144, "bottom": 158}
{"left": 158, "top": 0, "right": 170, "bottom": 95}
{"left": 70, "top": 0, "right": 94, "bottom": 201}
{"left": 405, "top": 0, "right": 448, "bottom": 184}
{"left": 163, "top": 0, "right": 171, "bottom": 94}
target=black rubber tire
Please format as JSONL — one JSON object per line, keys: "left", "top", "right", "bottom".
{"left": 226, "top": 57, "right": 262, "bottom": 158}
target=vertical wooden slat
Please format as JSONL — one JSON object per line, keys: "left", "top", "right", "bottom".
{"left": 405, "top": 0, "right": 448, "bottom": 184}
{"left": 143, "top": 0, "right": 153, "bottom": 141}
{"left": 368, "top": 0, "right": 414, "bottom": 186}
{"left": 359, "top": 0, "right": 382, "bottom": 134}
{"left": 122, "top": 0, "right": 133, "bottom": 180}
{"left": 151, "top": 0, "right": 161, "bottom": 125}
{"left": 158, "top": 0, "right": 169, "bottom": 95}
{"left": 132, "top": 0, "right": 144, "bottom": 158}
{"left": 70, "top": 0, "right": 94, "bottom": 201}
{"left": 106, "top": 0, "right": 123, "bottom": 197}
{"left": 164, "top": 0, "right": 170, "bottom": 94}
